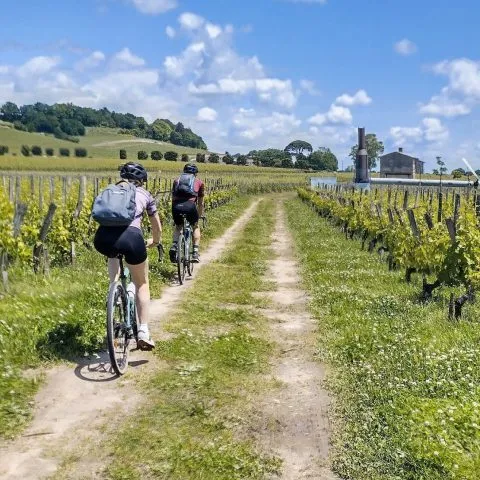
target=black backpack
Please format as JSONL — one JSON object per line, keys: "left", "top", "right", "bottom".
{"left": 174, "top": 174, "right": 197, "bottom": 197}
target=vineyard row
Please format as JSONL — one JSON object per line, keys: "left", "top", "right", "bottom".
{"left": 299, "top": 184, "right": 480, "bottom": 318}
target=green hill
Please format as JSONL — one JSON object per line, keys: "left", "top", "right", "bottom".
{"left": 0, "top": 125, "right": 210, "bottom": 160}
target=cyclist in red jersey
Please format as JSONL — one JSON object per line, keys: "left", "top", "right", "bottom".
{"left": 169, "top": 164, "right": 205, "bottom": 263}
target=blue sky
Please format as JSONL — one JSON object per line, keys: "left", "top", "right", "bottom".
{"left": 1, "top": 0, "right": 480, "bottom": 171}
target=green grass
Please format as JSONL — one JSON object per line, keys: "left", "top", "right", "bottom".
{"left": 100, "top": 199, "right": 281, "bottom": 480}
{"left": 286, "top": 197, "right": 480, "bottom": 480}
{"left": 0, "top": 126, "right": 207, "bottom": 160}
{"left": 0, "top": 196, "right": 251, "bottom": 439}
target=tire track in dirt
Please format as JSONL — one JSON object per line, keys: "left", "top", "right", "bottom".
{"left": 0, "top": 199, "right": 261, "bottom": 480}
{"left": 255, "top": 199, "right": 338, "bottom": 480}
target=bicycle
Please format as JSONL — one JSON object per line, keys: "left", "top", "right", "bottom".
{"left": 175, "top": 215, "right": 206, "bottom": 285}
{"left": 176, "top": 214, "right": 194, "bottom": 285}
{"left": 106, "top": 254, "right": 137, "bottom": 376}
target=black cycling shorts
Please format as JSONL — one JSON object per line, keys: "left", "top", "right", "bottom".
{"left": 172, "top": 201, "right": 199, "bottom": 226}
{"left": 94, "top": 226, "right": 147, "bottom": 265}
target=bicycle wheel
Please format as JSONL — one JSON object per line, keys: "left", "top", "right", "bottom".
{"left": 187, "top": 230, "right": 194, "bottom": 276}
{"left": 177, "top": 234, "right": 186, "bottom": 285}
{"left": 106, "top": 281, "right": 130, "bottom": 375}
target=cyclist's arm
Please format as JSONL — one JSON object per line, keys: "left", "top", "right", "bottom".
{"left": 197, "top": 182, "right": 205, "bottom": 218}
{"left": 197, "top": 197, "right": 205, "bottom": 218}
{"left": 149, "top": 212, "right": 162, "bottom": 245}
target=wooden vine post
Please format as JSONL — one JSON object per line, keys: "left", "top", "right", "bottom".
{"left": 70, "top": 176, "right": 87, "bottom": 264}
{"left": 33, "top": 203, "right": 57, "bottom": 274}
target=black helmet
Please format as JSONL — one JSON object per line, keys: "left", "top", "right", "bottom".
{"left": 120, "top": 162, "right": 147, "bottom": 182}
{"left": 184, "top": 163, "right": 198, "bottom": 174}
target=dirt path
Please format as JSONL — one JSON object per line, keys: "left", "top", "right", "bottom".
{"left": 256, "top": 200, "right": 337, "bottom": 480}
{"left": 0, "top": 200, "right": 260, "bottom": 480}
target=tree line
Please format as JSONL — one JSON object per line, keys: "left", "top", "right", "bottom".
{"left": 0, "top": 101, "right": 208, "bottom": 149}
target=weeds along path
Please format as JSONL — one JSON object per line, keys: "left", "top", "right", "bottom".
{"left": 254, "top": 198, "right": 338, "bottom": 480}
{"left": 0, "top": 199, "right": 261, "bottom": 480}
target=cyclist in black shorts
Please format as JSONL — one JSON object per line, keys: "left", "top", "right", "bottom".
{"left": 94, "top": 162, "right": 162, "bottom": 350}
{"left": 169, "top": 164, "right": 205, "bottom": 263}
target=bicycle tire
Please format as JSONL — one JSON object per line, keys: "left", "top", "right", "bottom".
{"left": 187, "top": 229, "right": 194, "bottom": 276}
{"left": 177, "top": 234, "right": 186, "bottom": 285}
{"left": 106, "top": 281, "right": 130, "bottom": 375}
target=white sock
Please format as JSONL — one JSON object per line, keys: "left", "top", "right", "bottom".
{"left": 138, "top": 324, "right": 149, "bottom": 334}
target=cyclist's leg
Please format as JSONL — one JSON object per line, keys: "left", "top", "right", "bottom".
{"left": 170, "top": 203, "right": 185, "bottom": 262}
{"left": 107, "top": 258, "right": 120, "bottom": 282}
{"left": 186, "top": 203, "right": 201, "bottom": 262}
{"left": 117, "top": 227, "right": 155, "bottom": 349}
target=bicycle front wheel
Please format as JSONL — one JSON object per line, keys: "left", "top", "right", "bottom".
{"left": 106, "top": 281, "right": 130, "bottom": 375}
{"left": 177, "top": 235, "right": 186, "bottom": 285}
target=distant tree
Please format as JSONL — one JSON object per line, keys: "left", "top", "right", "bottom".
{"left": 61, "top": 119, "right": 85, "bottom": 136}
{"left": 148, "top": 119, "right": 173, "bottom": 141}
{"left": 253, "top": 149, "right": 290, "bottom": 167}
{"left": 475, "top": 169, "right": 480, "bottom": 177}
{"left": 120, "top": 149, "right": 127, "bottom": 160}
{"left": 137, "top": 150, "right": 148, "bottom": 161}
{"left": 0, "top": 145, "right": 8, "bottom": 155}
{"left": 151, "top": 151, "right": 163, "bottom": 161}
{"left": 452, "top": 167, "right": 466, "bottom": 176}
{"left": 59, "top": 148, "right": 70, "bottom": 157}
{"left": 46, "top": 148, "right": 54, "bottom": 156}
{"left": 75, "top": 148, "right": 88, "bottom": 157}
{"left": 164, "top": 151, "right": 178, "bottom": 161}
{"left": 14, "top": 121, "right": 27, "bottom": 131}
{"left": 196, "top": 153, "right": 206, "bottom": 163}
{"left": 432, "top": 169, "right": 440, "bottom": 175}
{"left": 281, "top": 157, "right": 294, "bottom": 169}
{"left": 284, "top": 140, "right": 313, "bottom": 156}
{"left": 0, "top": 102, "right": 21, "bottom": 122}
{"left": 223, "top": 153, "right": 234, "bottom": 164}
{"left": 21, "top": 145, "right": 31, "bottom": 156}
{"left": 209, "top": 153, "right": 220, "bottom": 164}
{"left": 436, "top": 156, "right": 447, "bottom": 181}
{"left": 349, "top": 133, "right": 384, "bottom": 170}
{"left": 181, "top": 153, "right": 189, "bottom": 162}
{"left": 31, "top": 145, "right": 43, "bottom": 156}
{"left": 295, "top": 158, "right": 310, "bottom": 170}
{"left": 237, "top": 155, "right": 248, "bottom": 166}
{"left": 309, "top": 147, "right": 338, "bottom": 171}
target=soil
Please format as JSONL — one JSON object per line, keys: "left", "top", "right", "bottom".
{"left": 0, "top": 200, "right": 261, "bottom": 480}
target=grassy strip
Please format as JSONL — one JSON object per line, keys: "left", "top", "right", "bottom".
{"left": 285, "top": 197, "right": 480, "bottom": 480}
{"left": 0, "top": 196, "right": 251, "bottom": 439}
{"left": 102, "top": 198, "right": 280, "bottom": 480}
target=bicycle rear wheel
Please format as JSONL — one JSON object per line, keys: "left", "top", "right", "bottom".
{"left": 187, "top": 231, "right": 194, "bottom": 276}
{"left": 177, "top": 235, "right": 186, "bottom": 285}
{"left": 106, "top": 281, "right": 130, "bottom": 375}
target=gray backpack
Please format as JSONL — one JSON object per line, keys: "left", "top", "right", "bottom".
{"left": 174, "top": 173, "right": 197, "bottom": 198}
{"left": 92, "top": 182, "right": 136, "bottom": 226}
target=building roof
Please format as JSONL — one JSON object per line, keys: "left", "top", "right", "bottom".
{"left": 380, "top": 151, "right": 424, "bottom": 164}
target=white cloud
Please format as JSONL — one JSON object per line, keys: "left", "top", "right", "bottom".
{"left": 179, "top": 12, "right": 205, "bottom": 30}
{"left": 422, "top": 117, "right": 449, "bottom": 143}
{"left": 128, "top": 0, "right": 177, "bottom": 14}
{"left": 389, "top": 118, "right": 449, "bottom": 147}
{"left": 197, "top": 107, "right": 218, "bottom": 122}
{"left": 390, "top": 126, "right": 423, "bottom": 146}
{"left": 114, "top": 48, "right": 145, "bottom": 66}
{"left": 394, "top": 39, "right": 418, "bottom": 56}
{"left": 17, "top": 56, "right": 61, "bottom": 77}
{"left": 432, "top": 59, "right": 480, "bottom": 98}
{"left": 309, "top": 104, "right": 352, "bottom": 126}
{"left": 166, "top": 26, "right": 176, "bottom": 38}
{"left": 300, "top": 79, "right": 320, "bottom": 96}
{"left": 206, "top": 23, "right": 222, "bottom": 39}
{"left": 335, "top": 89, "right": 372, "bottom": 106}
{"left": 75, "top": 51, "right": 105, "bottom": 71}
{"left": 419, "top": 95, "right": 470, "bottom": 117}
